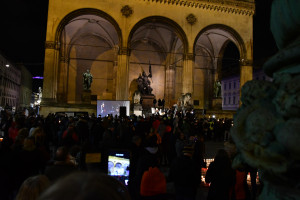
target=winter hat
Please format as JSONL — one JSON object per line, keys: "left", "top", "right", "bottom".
{"left": 140, "top": 167, "right": 166, "bottom": 196}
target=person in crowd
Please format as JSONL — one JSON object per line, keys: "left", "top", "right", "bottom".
{"left": 13, "top": 137, "right": 44, "bottom": 191}
{"left": 169, "top": 144, "right": 201, "bottom": 200}
{"left": 12, "top": 128, "right": 29, "bottom": 151}
{"left": 232, "top": 169, "right": 251, "bottom": 200}
{"left": 132, "top": 134, "right": 161, "bottom": 200}
{"left": 15, "top": 175, "right": 50, "bottom": 200}
{"left": 175, "top": 129, "right": 186, "bottom": 157}
{"left": 38, "top": 172, "right": 131, "bottom": 200}
{"left": 205, "top": 149, "right": 235, "bottom": 200}
{"left": 61, "top": 123, "right": 79, "bottom": 148}
{"left": 44, "top": 146, "right": 77, "bottom": 182}
{"left": 0, "top": 137, "right": 14, "bottom": 200}
{"left": 140, "top": 167, "right": 168, "bottom": 200}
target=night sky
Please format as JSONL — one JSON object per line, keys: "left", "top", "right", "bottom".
{"left": 0, "top": 0, "right": 277, "bottom": 91}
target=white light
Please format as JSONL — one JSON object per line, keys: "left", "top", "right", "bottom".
{"left": 5, "top": 64, "right": 9, "bottom": 67}
{"left": 212, "top": 115, "right": 216, "bottom": 118}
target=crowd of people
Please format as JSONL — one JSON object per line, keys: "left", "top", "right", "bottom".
{"left": 0, "top": 109, "right": 258, "bottom": 200}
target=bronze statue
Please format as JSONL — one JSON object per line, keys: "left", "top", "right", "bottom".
{"left": 137, "top": 63, "right": 153, "bottom": 95}
{"left": 214, "top": 80, "right": 221, "bottom": 98}
{"left": 83, "top": 69, "right": 93, "bottom": 90}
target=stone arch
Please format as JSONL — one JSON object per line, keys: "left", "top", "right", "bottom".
{"left": 55, "top": 8, "right": 123, "bottom": 103}
{"left": 193, "top": 24, "right": 246, "bottom": 109}
{"left": 128, "top": 16, "right": 189, "bottom": 55}
{"left": 193, "top": 24, "right": 247, "bottom": 61}
{"left": 55, "top": 8, "right": 122, "bottom": 47}
{"left": 126, "top": 16, "right": 189, "bottom": 105}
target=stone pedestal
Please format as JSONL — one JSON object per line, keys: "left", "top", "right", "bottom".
{"left": 212, "top": 98, "right": 222, "bottom": 110}
{"left": 141, "top": 95, "right": 155, "bottom": 110}
{"left": 82, "top": 90, "right": 91, "bottom": 104}
{"left": 133, "top": 104, "right": 143, "bottom": 116}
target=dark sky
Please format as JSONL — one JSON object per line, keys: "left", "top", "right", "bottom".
{"left": 0, "top": 0, "right": 277, "bottom": 90}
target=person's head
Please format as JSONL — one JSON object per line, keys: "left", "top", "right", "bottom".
{"left": 132, "top": 135, "right": 141, "bottom": 146}
{"left": 140, "top": 167, "right": 166, "bottom": 197}
{"left": 38, "top": 172, "right": 131, "bottom": 200}
{"left": 23, "top": 137, "right": 36, "bottom": 151}
{"left": 145, "top": 134, "right": 158, "bottom": 148}
{"left": 54, "top": 146, "right": 70, "bottom": 162}
{"left": 16, "top": 175, "right": 50, "bottom": 200}
{"left": 214, "top": 149, "right": 231, "bottom": 166}
{"left": 32, "top": 127, "right": 45, "bottom": 145}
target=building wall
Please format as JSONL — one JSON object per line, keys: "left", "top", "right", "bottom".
{"left": 222, "top": 69, "right": 272, "bottom": 110}
{"left": 222, "top": 76, "right": 240, "bottom": 110}
{"left": 0, "top": 54, "right": 21, "bottom": 110}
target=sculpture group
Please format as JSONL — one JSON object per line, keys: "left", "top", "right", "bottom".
{"left": 137, "top": 64, "right": 153, "bottom": 95}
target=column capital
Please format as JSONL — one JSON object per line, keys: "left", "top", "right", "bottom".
{"left": 45, "top": 41, "right": 60, "bottom": 50}
{"left": 59, "top": 56, "right": 69, "bottom": 63}
{"left": 184, "top": 53, "right": 194, "bottom": 60}
{"left": 118, "top": 47, "right": 131, "bottom": 56}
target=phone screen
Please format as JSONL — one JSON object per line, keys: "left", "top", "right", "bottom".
{"left": 108, "top": 150, "right": 130, "bottom": 186}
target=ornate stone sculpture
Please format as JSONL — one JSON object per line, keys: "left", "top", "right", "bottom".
{"left": 133, "top": 91, "right": 141, "bottom": 104}
{"left": 186, "top": 14, "right": 197, "bottom": 25}
{"left": 137, "top": 64, "right": 153, "bottom": 95}
{"left": 83, "top": 69, "right": 93, "bottom": 90}
{"left": 178, "top": 93, "right": 192, "bottom": 107}
{"left": 230, "top": 1, "right": 300, "bottom": 199}
{"left": 121, "top": 5, "right": 133, "bottom": 18}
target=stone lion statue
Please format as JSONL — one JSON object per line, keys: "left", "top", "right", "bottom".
{"left": 133, "top": 91, "right": 141, "bottom": 104}
{"left": 178, "top": 93, "right": 192, "bottom": 107}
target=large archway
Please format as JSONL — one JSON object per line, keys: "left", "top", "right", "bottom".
{"left": 127, "top": 17, "right": 188, "bottom": 106}
{"left": 194, "top": 24, "right": 246, "bottom": 109}
{"left": 55, "top": 9, "right": 122, "bottom": 103}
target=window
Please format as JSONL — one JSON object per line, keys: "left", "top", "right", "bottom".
{"left": 229, "top": 97, "right": 231, "bottom": 104}
{"left": 229, "top": 83, "right": 231, "bottom": 89}
{"left": 234, "top": 82, "right": 236, "bottom": 89}
{"left": 233, "top": 96, "right": 236, "bottom": 104}
{"left": 224, "top": 84, "right": 226, "bottom": 90}
{"left": 223, "top": 97, "right": 226, "bottom": 105}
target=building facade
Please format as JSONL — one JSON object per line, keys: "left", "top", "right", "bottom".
{"left": 41, "top": 0, "right": 255, "bottom": 115}
{"left": 0, "top": 53, "right": 21, "bottom": 110}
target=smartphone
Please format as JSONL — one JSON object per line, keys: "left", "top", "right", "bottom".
{"left": 107, "top": 150, "right": 130, "bottom": 186}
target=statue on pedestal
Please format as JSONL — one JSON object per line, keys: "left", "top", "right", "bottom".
{"left": 137, "top": 63, "right": 153, "bottom": 95}
{"left": 214, "top": 80, "right": 221, "bottom": 98}
{"left": 83, "top": 69, "right": 93, "bottom": 90}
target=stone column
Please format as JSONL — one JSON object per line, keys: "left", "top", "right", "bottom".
{"left": 182, "top": 53, "right": 194, "bottom": 94}
{"left": 239, "top": 59, "right": 253, "bottom": 89}
{"left": 165, "top": 64, "right": 176, "bottom": 106}
{"left": 42, "top": 41, "right": 59, "bottom": 103}
{"left": 57, "top": 56, "right": 68, "bottom": 103}
{"left": 116, "top": 47, "right": 130, "bottom": 100}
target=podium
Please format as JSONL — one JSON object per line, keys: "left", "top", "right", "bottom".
{"left": 82, "top": 90, "right": 91, "bottom": 104}
{"left": 141, "top": 95, "right": 155, "bottom": 110}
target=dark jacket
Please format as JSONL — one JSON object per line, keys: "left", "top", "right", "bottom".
{"left": 205, "top": 161, "right": 235, "bottom": 200}
{"left": 169, "top": 155, "right": 201, "bottom": 198}
{"left": 44, "top": 161, "right": 77, "bottom": 182}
